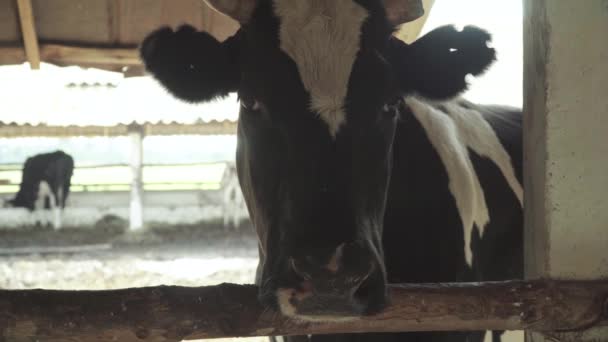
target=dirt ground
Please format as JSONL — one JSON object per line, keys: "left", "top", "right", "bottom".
{"left": 0, "top": 219, "right": 267, "bottom": 341}
{"left": 0, "top": 219, "right": 261, "bottom": 287}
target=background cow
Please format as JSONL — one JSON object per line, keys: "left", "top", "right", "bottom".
{"left": 221, "top": 161, "right": 248, "bottom": 229}
{"left": 4, "top": 150, "right": 74, "bottom": 230}
{"left": 140, "top": 1, "right": 522, "bottom": 341}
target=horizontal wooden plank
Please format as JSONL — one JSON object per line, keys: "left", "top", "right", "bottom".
{"left": 0, "top": 280, "right": 607, "bottom": 341}
{"left": 0, "top": 44, "right": 140, "bottom": 68}
{"left": 32, "top": 0, "right": 111, "bottom": 44}
{"left": 0, "top": 47, "right": 26, "bottom": 65}
{"left": 42, "top": 44, "right": 140, "bottom": 66}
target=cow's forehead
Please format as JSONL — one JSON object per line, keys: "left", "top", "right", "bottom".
{"left": 273, "top": 0, "right": 369, "bottom": 138}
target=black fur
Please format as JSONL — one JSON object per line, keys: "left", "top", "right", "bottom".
{"left": 390, "top": 25, "right": 496, "bottom": 100}
{"left": 8, "top": 150, "right": 74, "bottom": 211}
{"left": 140, "top": 25, "right": 241, "bottom": 103}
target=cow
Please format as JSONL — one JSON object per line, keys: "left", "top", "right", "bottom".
{"left": 4, "top": 150, "right": 74, "bottom": 230}
{"left": 139, "top": 1, "right": 523, "bottom": 341}
{"left": 221, "top": 161, "right": 248, "bottom": 229}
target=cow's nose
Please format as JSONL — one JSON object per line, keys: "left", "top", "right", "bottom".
{"left": 275, "top": 242, "right": 388, "bottom": 319}
{"left": 289, "top": 243, "right": 371, "bottom": 293}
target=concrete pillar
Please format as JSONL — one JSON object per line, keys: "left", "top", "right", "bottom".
{"left": 128, "top": 125, "right": 144, "bottom": 231}
{"left": 523, "top": 1, "right": 608, "bottom": 341}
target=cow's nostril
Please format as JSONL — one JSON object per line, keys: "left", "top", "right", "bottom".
{"left": 289, "top": 258, "right": 311, "bottom": 280}
{"left": 352, "top": 275, "right": 372, "bottom": 299}
{"left": 326, "top": 243, "right": 345, "bottom": 273}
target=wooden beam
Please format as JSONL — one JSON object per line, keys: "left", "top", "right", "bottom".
{"left": 122, "top": 65, "right": 146, "bottom": 78}
{"left": 15, "top": 0, "right": 40, "bottom": 69}
{"left": 0, "top": 280, "right": 607, "bottom": 341}
{"left": 108, "top": 0, "right": 122, "bottom": 44}
{"left": 0, "top": 46, "right": 26, "bottom": 65}
{"left": 41, "top": 44, "right": 140, "bottom": 66}
{"left": 0, "top": 45, "right": 140, "bottom": 68}
{"left": 395, "top": 0, "right": 435, "bottom": 43}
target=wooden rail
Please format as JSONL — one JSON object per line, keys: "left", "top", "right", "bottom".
{"left": 0, "top": 44, "right": 139, "bottom": 69}
{"left": 1, "top": 280, "right": 607, "bottom": 341}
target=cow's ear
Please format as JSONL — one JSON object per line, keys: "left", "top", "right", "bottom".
{"left": 389, "top": 25, "right": 496, "bottom": 100}
{"left": 140, "top": 25, "right": 240, "bottom": 103}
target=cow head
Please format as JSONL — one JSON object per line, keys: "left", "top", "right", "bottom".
{"left": 140, "top": 0, "right": 495, "bottom": 320}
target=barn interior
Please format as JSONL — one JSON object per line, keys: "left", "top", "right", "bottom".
{"left": 0, "top": 0, "right": 541, "bottom": 341}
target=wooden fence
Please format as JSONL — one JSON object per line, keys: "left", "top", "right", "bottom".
{"left": 1, "top": 280, "right": 607, "bottom": 341}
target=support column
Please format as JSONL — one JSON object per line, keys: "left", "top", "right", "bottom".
{"left": 128, "top": 125, "right": 144, "bottom": 231}
{"left": 523, "top": 1, "right": 608, "bottom": 341}
{"left": 16, "top": 0, "right": 40, "bottom": 69}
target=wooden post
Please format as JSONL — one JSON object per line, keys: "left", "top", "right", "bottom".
{"left": 523, "top": 1, "right": 608, "bottom": 341}
{"left": 128, "top": 125, "right": 144, "bottom": 231}
{"left": 15, "top": 0, "right": 40, "bottom": 69}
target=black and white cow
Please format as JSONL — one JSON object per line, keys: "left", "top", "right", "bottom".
{"left": 221, "top": 161, "right": 249, "bottom": 229}
{"left": 140, "top": 1, "right": 523, "bottom": 341}
{"left": 5, "top": 150, "right": 74, "bottom": 229}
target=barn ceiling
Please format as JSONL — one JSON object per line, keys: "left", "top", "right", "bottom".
{"left": 0, "top": 0, "right": 434, "bottom": 75}
{"left": 0, "top": 0, "right": 239, "bottom": 74}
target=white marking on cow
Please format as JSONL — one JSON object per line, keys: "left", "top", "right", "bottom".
{"left": 406, "top": 97, "right": 489, "bottom": 266}
{"left": 54, "top": 185, "right": 63, "bottom": 229}
{"left": 221, "top": 162, "right": 247, "bottom": 229}
{"left": 405, "top": 97, "right": 523, "bottom": 266}
{"left": 35, "top": 181, "right": 51, "bottom": 211}
{"left": 276, "top": 287, "right": 306, "bottom": 317}
{"left": 274, "top": 0, "right": 368, "bottom": 137}
{"left": 444, "top": 102, "right": 524, "bottom": 206}
{"left": 34, "top": 180, "right": 56, "bottom": 228}
{"left": 326, "top": 243, "right": 345, "bottom": 273}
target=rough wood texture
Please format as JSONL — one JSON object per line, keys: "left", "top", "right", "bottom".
{"left": 1, "top": 280, "right": 607, "bottom": 341}
{"left": 0, "top": 45, "right": 139, "bottom": 68}
{"left": 0, "top": 47, "right": 26, "bottom": 65}
{"left": 16, "top": 0, "right": 40, "bottom": 69}
{"left": 42, "top": 44, "right": 140, "bottom": 66}
{"left": 0, "top": 0, "right": 239, "bottom": 71}
{"left": 8, "top": 0, "right": 239, "bottom": 45}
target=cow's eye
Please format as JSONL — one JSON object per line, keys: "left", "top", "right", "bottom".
{"left": 241, "top": 98, "right": 261, "bottom": 111}
{"left": 381, "top": 100, "right": 400, "bottom": 120}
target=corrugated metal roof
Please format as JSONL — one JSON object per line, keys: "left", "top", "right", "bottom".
{"left": 0, "top": 122, "right": 238, "bottom": 138}
{"left": 0, "top": 63, "right": 239, "bottom": 128}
